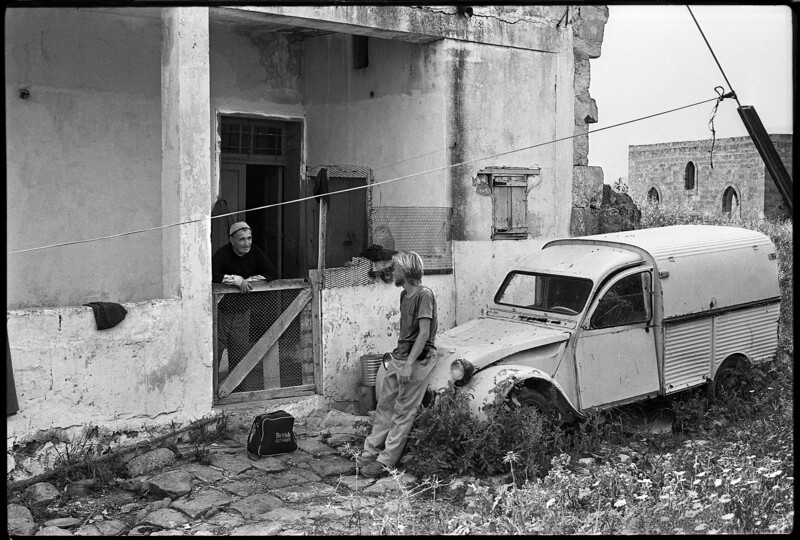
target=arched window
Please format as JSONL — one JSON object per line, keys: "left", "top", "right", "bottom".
{"left": 722, "top": 186, "right": 740, "bottom": 215}
{"left": 684, "top": 161, "right": 696, "bottom": 190}
{"left": 647, "top": 187, "right": 660, "bottom": 203}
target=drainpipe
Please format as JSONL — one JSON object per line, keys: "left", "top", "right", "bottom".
{"left": 737, "top": 106, "right": 793, "bottom": 217}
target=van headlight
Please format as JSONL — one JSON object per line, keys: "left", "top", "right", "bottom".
{"left": 450, "top": 359, "right": 475, "bottom": 386}
{"left": 382, "top": 352, "right": 392, "bottom": 370}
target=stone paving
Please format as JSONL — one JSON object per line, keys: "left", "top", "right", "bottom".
{"left": 6, "top": 409, "right": 420, "bottom": 536}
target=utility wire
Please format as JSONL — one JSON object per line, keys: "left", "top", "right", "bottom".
{"left": 7, "top": 94, "right": 726, "bottom": 255}
{"left": 686, "top": 6, "right": 742, "bottom": 107}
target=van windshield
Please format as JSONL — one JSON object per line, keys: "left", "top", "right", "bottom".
{"left": 494, "top": 272, "right": 594, "bottom": 315}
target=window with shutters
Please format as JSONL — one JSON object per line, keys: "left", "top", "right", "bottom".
{"left": 481, "top": 167, "right": 540, "bottom": 240}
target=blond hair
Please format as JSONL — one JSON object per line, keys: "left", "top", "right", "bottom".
{"left": 392, "top": 251, "right": 424, "bottom": 285}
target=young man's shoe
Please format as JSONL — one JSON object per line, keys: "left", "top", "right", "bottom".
{"left": 351, "top": 453, "right": 376, "bottom": 465}
{"left": 360, "top": 460, "right": 390, "bottom": 478}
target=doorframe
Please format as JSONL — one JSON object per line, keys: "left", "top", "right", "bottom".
{"left": 213, "top": 110, "right": 308, "bottom": 274}
{"left": 212, "top": 110, "right": 320, "bottom": 404}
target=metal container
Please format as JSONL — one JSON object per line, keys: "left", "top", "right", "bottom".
{"left": 360, "top": 354, "right": 384, "bottom": 387}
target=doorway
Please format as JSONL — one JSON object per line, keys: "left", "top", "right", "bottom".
{"left": 213, "top": 114, "right": 319, "bottom": 404}
{"left": 218, "top": 115, "right": 305, "bottom": 278}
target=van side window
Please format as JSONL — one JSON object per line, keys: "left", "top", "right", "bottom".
{"left": 590, "top": 272, "right": 652, "bottom": 329}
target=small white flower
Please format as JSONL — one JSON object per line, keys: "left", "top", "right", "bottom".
{"left": 721, "top": 513, "right": 735, "bottom": 520}
{"left": 614, "top": 498, "right": 627, "bottom": 508}
{"left": 545, "top": 498, "right": 556, "bottom": 508}
{"left": 714, "top": 478, "right": 723, "bottom": 487}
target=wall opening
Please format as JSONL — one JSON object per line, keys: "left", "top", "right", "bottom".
{"left": 217, "top": 115, "right": 304, "bottom": 279}
{"left": 722, "top": 186, "right": 740, "bottom": 215}
{"left": 352, "top": 35, "right": 369, "bottom": 69}
{"left": 684, "top": 161, "right": 696, "bottom": 190}
{"left": 647, "top": 187, "right": 660, "bottom": 203}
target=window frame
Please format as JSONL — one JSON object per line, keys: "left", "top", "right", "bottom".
{"left": 493, "top": 271, "right": 594, "bottom": 315}
{"left": 586, "top": 269, "right": 653, "bottom": 330}
{"left": 481, "top": 167, "right": 540, "bottom": 240}
{"left": 220, "top": 116, "right": 288, "bottom": 164}
{"left": 722, "top": 185, "right": 740, "bottom": 215}
{"left": 684, "top": 161, "right": 697, "bottom": 191}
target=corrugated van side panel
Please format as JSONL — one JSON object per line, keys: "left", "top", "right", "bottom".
{"left": 663, "top": 318, "right": 712, "bottom": 394}
{"left": 714, "top": 304, "right": 780, "bottom": 366}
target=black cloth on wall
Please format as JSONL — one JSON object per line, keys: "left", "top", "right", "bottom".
{"left": 84, "top": 302, "right": 128, "bottom": 330}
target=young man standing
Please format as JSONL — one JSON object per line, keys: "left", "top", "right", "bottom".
{"left": 360, "top": 251, "right": 438, "bottom": 478}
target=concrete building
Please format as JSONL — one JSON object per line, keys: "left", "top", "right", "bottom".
{"left": 627, "top": 135, "right": 792, "bottom": 220}
{"left": 5, "top": 5, "right": 608, "bottom": 460}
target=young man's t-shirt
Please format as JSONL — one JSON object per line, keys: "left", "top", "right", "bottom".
{"left": 392, "top": 285, "right": 437, "bottom": 361}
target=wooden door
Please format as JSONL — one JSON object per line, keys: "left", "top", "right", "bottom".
{"left": 220, "top": 162, "right": 246, "bottom": 221}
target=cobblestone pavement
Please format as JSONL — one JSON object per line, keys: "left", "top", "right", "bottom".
{"left": 7, "top": 409, "right": 423, "bottom": 536}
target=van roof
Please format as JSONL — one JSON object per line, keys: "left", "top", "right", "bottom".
{"left": 546, "top": 225, "right": 779, "bottom": 319}
{"left": 515, "top": 244, "right": 643, "bottom": 282}
{"left": 553, "top": 225, "right": 773, "bottom": 261}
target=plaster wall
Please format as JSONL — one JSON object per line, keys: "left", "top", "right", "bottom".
{"left": 208, "top": 23, "right": 306, "bottom": 199}
{"left": 6, "top": 300, "right": 210, "bottom": 444}
{"left": 5, "top": 9, "right": 163, "bottom": 308}
{"left": 304, "top": 34, "right": 449, "bottom": 208}
{"left": 7, "top": 8, "right": 215, "bottom": 450}
{"left": 447, "top": 32, "right": 575, "bottom": 241}
{"left": 320, "top": 275, "right": 456, "bottom": 403}
{"left": 452, "top": 239, "right": 549, "bottom": 325}
{"left": 628, "top": 135, "right": 792, "bottom": 219}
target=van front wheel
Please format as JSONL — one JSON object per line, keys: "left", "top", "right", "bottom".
{"left": 510, "top": 387, "right": 567, "bottom": 423}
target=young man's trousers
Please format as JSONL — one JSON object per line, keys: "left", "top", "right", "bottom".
{"left": 362, "top": 353, "right": 437, "bottom": 468}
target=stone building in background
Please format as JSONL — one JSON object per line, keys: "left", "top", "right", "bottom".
{"left": 627, "top": 135, "right": 792, "bottom": 220}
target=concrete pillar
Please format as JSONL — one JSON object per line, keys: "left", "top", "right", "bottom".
{"left": 161, "top": 7, "right": 212, "bottom": 300}
{"left": 161, "top": 7, "right": 214, "bottom": 415}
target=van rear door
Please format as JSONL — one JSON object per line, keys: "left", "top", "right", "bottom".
{"left": 575, "top": 267, "right": 659, "bottom": 409}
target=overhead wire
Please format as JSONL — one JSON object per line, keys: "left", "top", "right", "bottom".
{"left": 686, "top": 6, "right": 741, "bottom": 107}
{"left": 686, "top": 6, "right": 741, "bottom": 168}
{"left": 7, "top": 94, "right": 727, "bottom": 256}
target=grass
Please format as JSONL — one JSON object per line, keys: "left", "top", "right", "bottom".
{"left": 350, "top": 202, "right": 793, "bottom": 535}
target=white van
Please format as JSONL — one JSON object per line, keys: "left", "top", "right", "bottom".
{"left": 377, "top": 225, "right": 781, "bottom": 420}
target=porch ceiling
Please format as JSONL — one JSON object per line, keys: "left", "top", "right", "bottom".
{"left": 210, "top": 6, "right": 442, "bottom": 43}
{"left": 210, "top": 8, "right": 335, "bottom": 39}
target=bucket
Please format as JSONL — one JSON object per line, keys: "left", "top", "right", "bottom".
{"left": 360, "top": 354, "right": 384, "bottom": 387}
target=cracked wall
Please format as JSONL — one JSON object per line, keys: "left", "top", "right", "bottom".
{"left": 6, "top": 299, "right": 198, "bottom": 445}
{"left": 320, "top": 275, "right": 456, "bottom": 405}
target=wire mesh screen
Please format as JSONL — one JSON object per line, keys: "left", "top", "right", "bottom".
{"left": 308, "top": 164, "right": 376, "bottom": 288}
{"left": 214, "top": 287, "right": 314, "bottom": 396}
{"left": 370, "top": 206, "right": 453, "bottom": 270}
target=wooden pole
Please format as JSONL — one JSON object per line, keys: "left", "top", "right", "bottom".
{"left": 7, "top": 416, "right": 221, "bottom": 491}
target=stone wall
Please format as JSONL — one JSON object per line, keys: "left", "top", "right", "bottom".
{"left": 628, "top": 135, "right": 792, "bottom": 219}
{"left": 570, "top": 5, "right": 609, "bottom": 236}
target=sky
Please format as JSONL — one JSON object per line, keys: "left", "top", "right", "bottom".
{"left": 588, "top": 5, "right": 794, "bottom": 185}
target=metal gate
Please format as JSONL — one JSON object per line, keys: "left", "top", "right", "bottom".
{"left": 212, "top": 274, "right": 322, "bottom": 405}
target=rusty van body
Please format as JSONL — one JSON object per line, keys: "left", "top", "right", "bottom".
{"left": 376, "top": 225, "right": 782, "bottom": 420}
